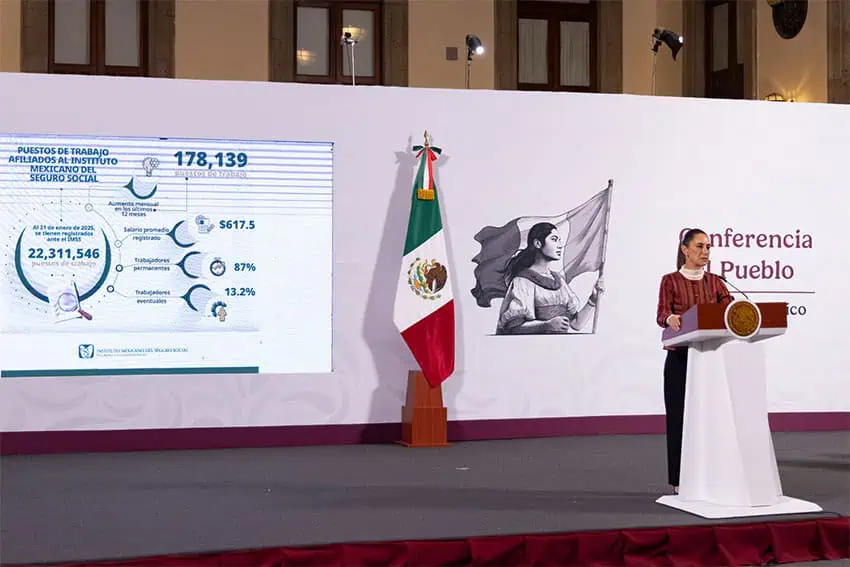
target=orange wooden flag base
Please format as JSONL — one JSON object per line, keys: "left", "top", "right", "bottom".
{"left": 397, "top": 370, "right": 450, "bottom": 448}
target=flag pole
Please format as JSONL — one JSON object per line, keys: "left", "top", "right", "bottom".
{"left": 591, "top": 179, "right": 614, "bottom": 333}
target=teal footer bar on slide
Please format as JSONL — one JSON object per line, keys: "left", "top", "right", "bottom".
{"left": 0, "top": 367, "right": 260, "bottom": 378}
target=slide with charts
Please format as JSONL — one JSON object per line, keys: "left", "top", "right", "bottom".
{"left": 0, "top": 134, "right": 333, "bottom": 377}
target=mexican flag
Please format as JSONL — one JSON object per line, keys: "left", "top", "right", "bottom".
{"left": 392, "top": 137, "right": 455, "bottom": 388}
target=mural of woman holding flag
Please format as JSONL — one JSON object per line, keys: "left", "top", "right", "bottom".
{"left": 470, "top": 180, "right": 614, "bottom": 336}
{"left": 496, "top": 222, "right": 604, "bottom": 334}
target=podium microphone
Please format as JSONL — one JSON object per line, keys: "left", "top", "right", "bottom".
{"left": 717, "top": 274, "right": 750, "bottom": 300}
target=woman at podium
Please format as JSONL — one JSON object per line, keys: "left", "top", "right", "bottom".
{"left": 656, "top": 228, "right": 733, "bottom": 494}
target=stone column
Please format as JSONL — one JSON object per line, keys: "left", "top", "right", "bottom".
{"left": 493, "top": 0, "right": 517, "bottom": 90}
{"left": 739, "top": 0, "right": 757, "bottom": 99}
{"left": 596, "top": 0, "right": 622, "bottom": 94}
{"left": 828, "top": 0, "right": 850, "bottom": 103}
{"left": 148, "top": 0, "right": 175, "bottom": 78}
{"left": 682, "top": 0, "right": 705, "bottom": 98}
{"left": 268, "top": 0, "right": 295, "bottom": 82}
{"left": 20, "top": 0, "right": 47, "bottom": 73}
{"left": 382, "top": 0, "right": 409, "bottom": 87}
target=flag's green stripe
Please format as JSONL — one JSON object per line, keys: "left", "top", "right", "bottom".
{"left": 403, "top": 157, "right": 443, "bottom": 255}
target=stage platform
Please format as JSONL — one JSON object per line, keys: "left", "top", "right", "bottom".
{"left": 1, "top": 431, "right": 848, "bottom": 566}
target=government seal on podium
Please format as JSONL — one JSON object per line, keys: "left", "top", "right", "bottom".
{"left": 724, "top": 299, "right": 762, "bottom": 339}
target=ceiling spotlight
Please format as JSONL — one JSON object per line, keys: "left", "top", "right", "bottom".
{"left": 652, "top": 27, "right": 683, "bottom": 60}
{"left": 466, "top": 34, "right": 484, "bottom": 60}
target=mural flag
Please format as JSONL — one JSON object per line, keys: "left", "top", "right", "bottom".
{"left": 470, "top": 180, "right": 613, "bottom": 309}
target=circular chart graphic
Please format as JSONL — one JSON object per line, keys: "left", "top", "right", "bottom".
{"left": 13, "top": 210, "right": 112, "bottom": 305}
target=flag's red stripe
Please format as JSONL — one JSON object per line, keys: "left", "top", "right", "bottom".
{"left": 400, "top": 300, "right": 455, "bottom": 388}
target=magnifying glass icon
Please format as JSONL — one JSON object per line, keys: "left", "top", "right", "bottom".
{"left": 57, "top": 290, "right": 92, "bottom": 320}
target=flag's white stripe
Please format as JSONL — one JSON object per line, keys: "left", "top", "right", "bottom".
{"left": 516, "top": 212, "right": 571, "bottom": 250}
{"left": 422, "top": 158, "right": 431, "bottom": 190}
{"left": 393, "top": 230, "right": 453, "bottom": 332}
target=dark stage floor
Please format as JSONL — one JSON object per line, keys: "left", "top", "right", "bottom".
{"left": 1, "top": 431, "right": 848, "bottom": 565}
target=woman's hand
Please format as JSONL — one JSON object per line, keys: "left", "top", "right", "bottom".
{"left": 668, "top": 314, "right": 682, "bottom": 331}
{"left": 590, "top": 277, "right": 605, "bottom": 303}
{"left": 543, "top": 316, "right": 571, "bottom": 333}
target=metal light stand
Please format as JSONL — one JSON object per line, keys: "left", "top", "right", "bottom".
{"left": 651, "top": 37, "right": 661, "bottom": 96}
{"left": 342, "top": 32, "right": 358, "bottom": 86}
{"left": 465, "top": 49, "right": 472, "bottom": 89}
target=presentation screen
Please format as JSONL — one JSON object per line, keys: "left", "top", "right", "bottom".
{"left": 0, "top": 133, "right": 333, "bottom": 377}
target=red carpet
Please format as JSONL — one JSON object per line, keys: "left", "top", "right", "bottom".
{"left": 23, "top": 517, "right": 849, "bottom": 567}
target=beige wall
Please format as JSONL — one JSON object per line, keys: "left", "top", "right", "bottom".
{"left": 175, "top": 0, "right": 269, "bottom": 82}
{"left": 0, "top": 0, "right": 21, "bottom": 73}
{"left": 756, "top": 0, "right": 827, "bottom": 102}
{"left": 0, "top": 0, "right": 833, "bottom": 104}
{"left": 622, "top": 0, "right": 683, "bottom": 97}
{"left": 408, "top": 0, "right": 494, "bottom": 90}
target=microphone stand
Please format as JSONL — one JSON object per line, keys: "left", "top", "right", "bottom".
{"left": 342, "top": 32, "right": 358, "bottom": 86}
{"left": 718, "top": 274, "right": 750, "bottom": 300}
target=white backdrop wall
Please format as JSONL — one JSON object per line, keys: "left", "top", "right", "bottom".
{"left": 0, "top": 72, "right": 847, "bottom": 433}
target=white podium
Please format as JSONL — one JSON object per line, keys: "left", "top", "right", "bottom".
{"left": 655, "top": 300, "right": 823, "bottom": 519}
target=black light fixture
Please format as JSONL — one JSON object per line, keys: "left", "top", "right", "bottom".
{"left": 652, "top": 28, "right": 684, "bottom": 60}
{"left": 465, "top": 34, "right": 484, "bottom": 60}
{"left": 464, "top": 34, "right": 484, "bottom": 89}
{"left": 650, "top": 27, "right": 683, "bottom": 96}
